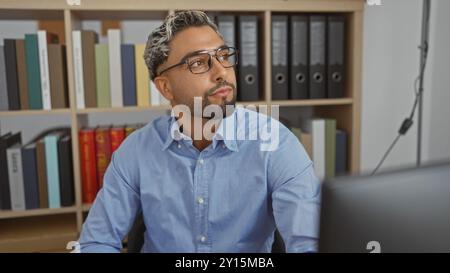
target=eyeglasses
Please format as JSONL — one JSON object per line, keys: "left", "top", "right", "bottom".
{"left": 157, "top": 46, "right": 238, "bottom": 76}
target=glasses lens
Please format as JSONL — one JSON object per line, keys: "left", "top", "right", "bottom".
{"left": 187, "top": 53, "right": 211, "bottom": 74}
{"left": 217, "top": 47, "right": 237, "bottom": 67}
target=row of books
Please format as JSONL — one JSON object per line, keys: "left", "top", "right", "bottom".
{"left": 72, "top": 29, "right": 169, "bottom": 109}
{"left": 290, "top": 118, "right": 348, "bottom": 181}
{"left": 79, "top": 124, "right": 144, "bottom": 204}
{"left": 0, "top": 129, "right": 74, "bottom": 211}
{"left": 0, "top": 31, "right": 69, "bottom": 111}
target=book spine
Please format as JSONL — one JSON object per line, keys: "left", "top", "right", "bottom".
{"left": 95, "top": 44, "right": 111, "bottom": 108}
{"left": 108, "top": 29, "right": 123, "bottom": 107}
{"left": 95, "top": 129, "right": 112, "bottom": 189}
{"left": 25, "top": 34, "right": 43, "bottom": 109}
{"left": 79, "top": 130, "right": 98, "bottom": 203}
{"left": 22, "top": 145, "right": 40, "bottom": 209}
{"left": 0, "top": 46, "right": 8, "bottom": 111}
{"left": 134, "top": 44, "right": 150, "bottom": 107}
{"left": 45, "top": 135, "right": 61, "bottom": 208}
{"left": 7, "top": 146, "right": 26, "bottom": 210}
{"left": 37, "top": 31, "right": 52, "bottom": 110}
{"left": 72, "top": 30, "right": 85, "bottom": 109}
{"left": 110, "top": 128, "right": 125, "bottom": 153}
{"left": 58, "top": 136, "right": 75, "bottom": 207}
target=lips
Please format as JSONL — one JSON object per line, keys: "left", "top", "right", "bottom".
{"left": 209, "top": 87, "right": 232, "bottom": 98}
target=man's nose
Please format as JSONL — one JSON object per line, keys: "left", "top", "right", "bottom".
{"left": 210, "top": 56, "right": 227, "bottom": 82}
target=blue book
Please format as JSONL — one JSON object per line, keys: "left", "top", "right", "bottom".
{"left": 22, "top": 142, "right": 40, "bottom": 209}
{"left": 335, "top": 129, "right": 348, "bottom": 176}
{"left": 45, "top": 133, "right": 62, "bottom": 208}
{"left": 121, "top": 44, "right": 137, "bottom": 106}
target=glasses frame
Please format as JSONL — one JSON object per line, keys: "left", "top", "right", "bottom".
{"left": 157, "top": 45, "right": 239, "bottom": 76}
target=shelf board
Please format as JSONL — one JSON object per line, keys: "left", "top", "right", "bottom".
{"left": 82, "top": 204, "right": 92, "bottom": 212}
{"left": 0, "top": 214, "right": 78, "bottom": 252}
{"left": 0, "top": 109, "right": 71, "bottom": 117}
{"left": 0, "top": 0, "right": 364, "bottom": 12}
{"left": 0, "top": 206, "right": 78, "bottom": 220}
{"left": 272, "top": 98, "right": 353, "bottom": 107}
{"left": 76, "top": 105, "right": 171, "bottom": 114}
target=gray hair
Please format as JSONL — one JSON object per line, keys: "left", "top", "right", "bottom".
{"left": 144, "top": 10, "right": 223, "bottom": 81}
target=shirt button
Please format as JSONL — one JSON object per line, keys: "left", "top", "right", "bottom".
{"left": 199, "top": 235, "right": 207, "bottom": 243}
{"left": 222, "top": 144, "right": 226, "bottom": 149}
{"left": 197, "top": 197, "right": 204, "bottom": 204}
{"left": 177, "top": 143, "right": 181, "bottom": 149}
{"left": 198, "top": 159, "right": 204, "bottom": 165}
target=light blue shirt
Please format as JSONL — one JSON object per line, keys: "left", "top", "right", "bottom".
{"left": 78, "top": 107, "right": 321, "bottom": 253}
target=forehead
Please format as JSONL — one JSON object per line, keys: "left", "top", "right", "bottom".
{"left": 168, "top": 26, "right": 224, "bottom": 62}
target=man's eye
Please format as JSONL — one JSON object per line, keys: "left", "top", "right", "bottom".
{"left": 218, "top": 54, "right": 229, "bottom": 61}
{"left": 189, "top": 59, "right": 206, "bottom": 67}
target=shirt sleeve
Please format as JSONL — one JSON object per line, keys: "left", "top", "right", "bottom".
{"left": 268, "top": 127, "right": 322, "bottom": 253}
{"left": 78, "top": 139, "right": 141, "bottom": 253}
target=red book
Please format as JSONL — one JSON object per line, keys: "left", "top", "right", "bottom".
{"left": 95, "top": 126, "right": 112, "bottom": 189}
{"left": 79, "top": 128, "right": 98, "bottom": 204}
{"left": 110, "top": 126, "right": 125, "bottom": 153}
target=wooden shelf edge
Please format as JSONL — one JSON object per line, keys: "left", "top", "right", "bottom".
{"left": 82, "top": 204, "right": 92, "bottom": 212}
{"left": 76, "top": 105, "right": 170, "bottom": 114}
{"left": 271, "top": 98, "right": 353, "bottom": 107}
{"left": 0, "top": 109, "right": 71, "bottom": 117}
{"left": 0, "top": 206, "right": 78, "bottom": 220}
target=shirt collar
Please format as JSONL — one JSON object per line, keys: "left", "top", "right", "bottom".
{"left": 162, "top": 109, "right": 239, "bottom": 152}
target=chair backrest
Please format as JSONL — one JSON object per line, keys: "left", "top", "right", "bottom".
{"left": 126, "top": 213, "right": 286, "bottom": 253}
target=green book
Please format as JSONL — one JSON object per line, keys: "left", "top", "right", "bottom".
{"left": 325, "top": 119, "right": 336, "bottom": 179}
{"left": 95, "top": 44, "right": 111, "bottom": 108}
{"left": 25, "top": 34, "right": 42, "bottom": 109}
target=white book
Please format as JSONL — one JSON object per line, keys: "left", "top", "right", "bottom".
{"left": 312, "top": 119, "right": 326, "bottom": 181}
{"left": 7, "top": 144, "right": 25, "bottom": 211}
{"left": 72, "top": 30, "right": 85, "bottom": 109}
{"left": 108, "top": 29, "right": 123, "bottom": 107}
{"left": 37, "top": 30, "right": 52, "bottom": 110}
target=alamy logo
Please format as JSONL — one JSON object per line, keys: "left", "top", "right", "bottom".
{"left": 66, "top": 0, "right": 81, "bottom": 6}
{"left": 66, "top": 241, "right": 81, "bottom": 253}
{"left": 366, "top": 0, "right": 382, "bottom": 6}
{"left": 366, "top": 241, "right": 381, "bottom": 253}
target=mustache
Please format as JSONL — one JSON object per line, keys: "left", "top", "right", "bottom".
{"left": 205, "top": 81, "right": 236, "bottom": 96}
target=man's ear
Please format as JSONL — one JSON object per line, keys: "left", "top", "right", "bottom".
{"left": 153, "top": 76, "right": 174, "bottom": 101}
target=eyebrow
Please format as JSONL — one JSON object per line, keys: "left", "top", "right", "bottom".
{"left": 179, "top": 44, "right": 228, "bottom": 61}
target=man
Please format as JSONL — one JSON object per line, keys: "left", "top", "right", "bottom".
{"left": 78, "top": 10, "right": 321, "bottom": 253}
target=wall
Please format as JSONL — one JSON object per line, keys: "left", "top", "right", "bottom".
{"left": 361, "top": 0, "right": 450, "bottom": 174}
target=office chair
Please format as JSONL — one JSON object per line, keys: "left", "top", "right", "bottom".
{"left": 126, "top": 212, "right": 286, "bottom": 253}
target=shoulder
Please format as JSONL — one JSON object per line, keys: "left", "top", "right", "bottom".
{"left": 112, "top": 115, "right": 171, "bottom": 167}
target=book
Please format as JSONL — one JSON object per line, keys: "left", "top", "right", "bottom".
{"left": 48, "top": 44, "right": 68, "bottom": 108}
{"left": 108, "top": 29, "right": 123, "bottom": 107}
{"left": 0, "top": 132, "right": 21, "bottom": 210}
{"left": 95, "top": 126, "right": 112, "bottom": 188}
{"left": 79, "top": 128, "right": 98, "bottom": 203}
{"left": 7, "top": 143, "right": 25, "bottom": 210}
{"left": 134, "top": 44, "right": 150, "bottom": 107}
{"left": 15, "top": 39, "right": 29, "bottom": 110}
{"left": 58, "top": 134, "right": 75, "bottom": 207}
{"left": 21, "top": 142, "right": 40, "bottom": 209}
{"left": 44, "top": 132, "right": 64, "bottom": 208}
{"left": 110, "top": 126, "right": 125, "bottom": 153}
{"left": 95, "top": 44, "right": 111, "bottom": 108}
{"left": 37, "top": 30, "right": 59, "bottom": 110}
{"left": 36, "top": 137, "right": 49, "bottom": 208}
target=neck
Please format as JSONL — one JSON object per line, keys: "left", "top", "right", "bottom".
{"left": 177, "top": 115, "right": 221, "bottom": 152}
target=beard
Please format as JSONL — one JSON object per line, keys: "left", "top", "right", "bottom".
{"left": 198, "top": 81, "right": 237, "bottom": 119}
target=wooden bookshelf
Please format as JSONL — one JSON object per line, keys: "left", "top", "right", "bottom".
{"left": 0, "top": 0, "right": 364, "bottom": 252}
{"left": 0, "top": 109, "right": 71, "bottom": 117}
